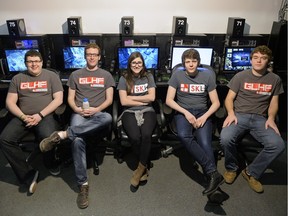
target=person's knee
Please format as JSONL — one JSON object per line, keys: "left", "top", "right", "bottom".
{"left": 72, "top": 137, "right": 86, "bottom": 151}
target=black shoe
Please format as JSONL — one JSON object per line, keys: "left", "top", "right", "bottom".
{"left": 202, "top": 171, "right": 224, "bottom": 196}
{"left": 77, "top": 185, "right": 89, "bottom": 209}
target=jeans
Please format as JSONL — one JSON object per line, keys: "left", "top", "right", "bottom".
{"left": 174, "top": 108, "right": 216, "bottom": 175}
{"left": 121, "top": 111, "right": 156, "bottom": 166}
{"left": 68, "top": 112, "right": 112, "bottom": 186}
{"left": 220, "top": 113, "right": 285, "bottom": 179}
{"left": 0, "top": 114, "right": 60, "bottom": 183}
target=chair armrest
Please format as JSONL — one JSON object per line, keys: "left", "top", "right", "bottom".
{"left": 112, "top": 100, "right": 119, "bottom": 135}
{"left": 55, "top": 104, "right": 66, "bottom": 116}
{"left": 0, "top": 108, "right": 8, "bottom": 118}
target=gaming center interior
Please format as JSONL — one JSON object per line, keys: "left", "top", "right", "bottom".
{"left": 0, "top": 8, "right": 287, "bottom": 216}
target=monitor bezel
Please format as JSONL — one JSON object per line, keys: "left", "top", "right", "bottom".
{"left": 117, "top": 46, "right": 160, "bottom": 70}
{"left": 170, "top": 46, "right": 214, "bottom": 69}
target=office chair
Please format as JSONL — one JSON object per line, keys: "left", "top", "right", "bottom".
{"left": 112, "top": 99, "right": 167, "bottom": 164}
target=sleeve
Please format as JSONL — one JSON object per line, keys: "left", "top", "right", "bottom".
{"left": 207, "top": 73, "right": 217, "bottom": 92}
{"left": 272, "top": 76, "right": 284, "bottom": 96}
{"left": 227, "top": 73, "right": 241, "bottom": 93}
{"left": 66, "top": 73, "right": 76, "bottom": 90}
{"left": 117, "top": 76, "right": 127, "bottom": 91}
{"left": 147, "top": 73, "right": 156, "bottom": 89}
{"left": 8, "top": 77, "right": 18, "bottom": 93}
{"left": 167, "top": 72, "right": 178, "bottom": 89}
{"left": 51, "top": 73, "right": 64, "bottom": 93}
{"left": 105, "top": 72, "right": 116, "bottom": 89}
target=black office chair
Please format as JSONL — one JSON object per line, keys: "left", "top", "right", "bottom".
{"left": 112, "top": 99, "right": 167, "bottom": 164}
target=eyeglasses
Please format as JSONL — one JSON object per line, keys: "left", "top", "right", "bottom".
{"left": 26, "top": 60, "right": 42, "bottom": 64}
{"left": 131, "top": 61, "right": 143, "bottom": 66}
{"left": 86, "top": 53, "right": 100, "bottom": 57}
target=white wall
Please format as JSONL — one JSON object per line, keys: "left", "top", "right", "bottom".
{"left": 0, "top": 0, "right": 283, "bottom": 35}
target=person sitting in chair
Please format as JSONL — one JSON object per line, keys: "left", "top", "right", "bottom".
{"left": 39, "top": 43, "right": 115, "bottom": 209}
{"left": 166, "top": 48, "right": 224, "bottom": 196}
{"left": 117, "top": 51, "right": 156, "bottom": 192}
{"left": 220, "top": 45, "right": 285, "bottom": 193}
{"left": 0, "top": 49, "right": 63, "bottom": 194}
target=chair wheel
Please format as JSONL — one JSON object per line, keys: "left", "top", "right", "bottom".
{"left": 93, "top": 160, "right": 100, "bottom": 175}
{"left": 117, "top": 158, "right": 124, "bottom": 164}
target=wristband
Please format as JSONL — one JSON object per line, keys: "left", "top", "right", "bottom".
{"left": 38, "top": 112, "right": 44, "bottom": 119}
{"left": 19, "top": 114, "right": 26, "bottom": 120}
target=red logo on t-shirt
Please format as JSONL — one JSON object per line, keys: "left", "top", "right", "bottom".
{"left": 20, "top": 81, "right": 48, "bottom": 92}
{"left": 133, "top": 84, "right": 148, "bottom": 93}
{"left": 79, "top": 77, "right": 105, "bottom": 87}
{"left": 180, "top": 84, "right": 189, "bottom": 92}
{"left": 244, "top": 82, "right": 272, "bottom": 95}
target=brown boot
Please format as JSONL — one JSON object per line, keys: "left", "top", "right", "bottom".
{"left": 130, "top": 163, "right": 146, "bottom": 187}
{"left": 140, "top": 168, "right": 149, "bottom": 182}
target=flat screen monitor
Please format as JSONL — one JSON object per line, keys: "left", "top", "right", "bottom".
{"left": 171, "top": 46, "right": 214, "bottom": 69}
{"left": 117, "top": 47, "right": 159, "bottom": 70}
{"left": 4, "top": 49, "right": 39, "bottom": 73}
{"left": 63, "top": 46, "right": 86, "bottom": 70}
{"left": 223, "top": 47, "right": 255, "bottom": 72}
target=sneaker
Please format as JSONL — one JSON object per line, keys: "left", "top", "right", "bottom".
{"left": 49, "top": 166, "right": 61, "bottom": 176}
{"left": 223, "top": 170, "right": 237, "bottom": 184}
{"left": 39, "top": 131, "right": 61, "bottom": 152}
{"left": 77, "top": 185, "right": 89, "bottom": 209}
{"left": 241, "top": 169, "right": 264, "bottom": 193}
{"left": 28, "top": 170, "right": 39, "bottom": 194}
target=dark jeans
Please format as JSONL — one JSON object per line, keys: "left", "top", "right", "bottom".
{"left": 121, "top": 111, "right": 157, "bottom": 166}
{"left": 0, "top": 114, "right": 60, "bottom": 183}
{"left": 220, "top": 113, "right": 285, "bottom": 179}
{"left": 174, "top": 108, "right": 216, "bottom": 175}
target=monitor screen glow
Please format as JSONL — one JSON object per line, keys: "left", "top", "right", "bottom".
{"left": 171, "top": 47, "right": 214, "bottom": 69}
{"left": 117, "top": 47, "right": 159, "bottom": 70}
{"left": 5, "top": 49, "right": 39, "bottom": 72}
{"left": 63, "top": 46, "right": 86, "bottom": 70}
{"left": 223, "top": 47, "right": 254, "bottom": 72}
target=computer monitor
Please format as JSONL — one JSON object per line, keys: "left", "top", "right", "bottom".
{"left": 63, "top": 46, "right": 86, "bottom": 70}
{"left": 170, "top": 46, "right": 214, "bottom": 69}
{"left": 117, "top": 47, "right": 159, "bottom": 70}
{"left": 4, "top": 48, "right": 39, "bottom": 73}
{"left": 223, "top": 47, "right": 255, "bottom": 72}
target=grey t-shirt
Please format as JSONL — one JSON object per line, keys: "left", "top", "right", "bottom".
{"left": 67, "top": 67, "right": 115, "bottom": 107}
{"left": 168, "top": 69, "right": 216, "bottom": 110}
{"left": 8, "top": 69, "right": 63, "bottom": 114}
{"left": 117, "top": 73, "right": 156, "bottom": 110}
{"left": 228, "top": 69, "right": 284, "bottom": 116}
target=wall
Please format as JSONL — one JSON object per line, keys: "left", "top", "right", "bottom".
{"left": 0, "top": 0, "right": 283, "bottom": 35}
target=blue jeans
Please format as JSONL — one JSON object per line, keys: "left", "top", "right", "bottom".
{"left": 174, "top": 108, "right": 216, "bottom": 175}
{"left": 68, "top": 112, "right": 112, "bottom": 186}
{"left": 0, "top": 114, "right": 60, "bottom": 183}
{"left": 220, "top": 113, "right": 285, "bottom": 179}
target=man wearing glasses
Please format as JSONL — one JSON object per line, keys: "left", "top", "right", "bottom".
{"left": 39, "top": 43, "right": 115, "bottom": 209}
{"left": 0, "top": 49, "right": 63, "bottom": 194}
